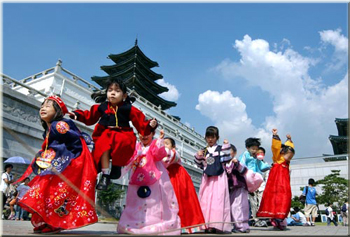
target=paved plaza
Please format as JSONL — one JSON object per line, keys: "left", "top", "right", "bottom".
{"left": 1, "top": 220, "right": 348, "bottom": 236}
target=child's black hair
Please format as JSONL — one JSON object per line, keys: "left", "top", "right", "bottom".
{"left": 230, "top": 144, "right": 237, "bottom": 152}
{"left": 281, "top": 144, "right": 295, "bottom": 154}
{"left": 105, "top": 77, "right": 127, "bottom": 94}
{"left": 258, "top": 147, "right": 266, "bottom": 154}
{"left": 164, "top": 137, "right": 176, "bottom": 148}
{"left": 205, "top": 126, "right": 219, "bottom": 138}
{"left": 40, "top": 98, "right": 64, "bottom": 131}
{"left": 245, "top": 138, "right": 261, "bottom": 148}
{"left": 91, "top": 77, "right": 136, "bottom": 104}
{"left": 308, "top": 178, "right": 315, "bottom": 186}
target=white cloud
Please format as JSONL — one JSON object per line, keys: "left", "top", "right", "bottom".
{"left": 197, "top": 33, "right": 348, "bottom": 160}
{"left": 320, "top": 29, "right": 348, "bottom": 53}
{"left": 319, "top": 29, "right": 348, "bottom": 71}
{"left": 157, "top": 79, "right": 180, "bottom": 102}
{"left": 195, "top": 90, "right": 270, "bottom": 156}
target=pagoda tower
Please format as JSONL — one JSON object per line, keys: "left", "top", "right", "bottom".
{"left": 91, "top": 40, "right": 177, "bottom": 110}
{"left": 329, "top": 118, "right": 348, "bottom": 155}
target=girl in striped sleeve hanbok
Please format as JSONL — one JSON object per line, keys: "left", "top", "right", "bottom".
{"left": 194, "top": 126, "right": 231, "bottom": 234}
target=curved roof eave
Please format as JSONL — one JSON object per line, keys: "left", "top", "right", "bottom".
{"left": 108, "top": 46, "right": 159, "bottom": 68}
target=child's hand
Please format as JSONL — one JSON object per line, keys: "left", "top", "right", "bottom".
{"left": 149, "top": 118, "right": 157, "bottom": 128}
{"left": 159, "top": 129, "right": 165, "bottom": 139}
{"left": 286, "top": 134, "right": 292, "bottom": 140}
{"left": 232, "top": 158, "right": 238, "bottom": 163}
{"left": 68, "top": 112, "right": 77, "bottom": 120}
{"left": 272, "top": 128, "right": 278, "bottom": 135}
{"left": 223, "top": 139, "right": 229, "bottom": 144}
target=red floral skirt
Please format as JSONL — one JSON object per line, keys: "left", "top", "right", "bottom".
{"left": 18, "top": 139, "right": 98, "bottom": 230}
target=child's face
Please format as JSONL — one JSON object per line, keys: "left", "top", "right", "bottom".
{"left": 205, "top": 135, "right": 218, "bottom": 147}
{"left": 256, "top": 149, "right": 265, "bottom": 160}
{"left": 230, "top": 149, "right": 237, "bottom": 158}
{"left": 40, "top": 100, "right": 56, "bottom": 123}
{"left": 283, "top": 150, "right": 294, "bottom": 162}
{"left": 107, "top": 83, "right": 127, "bottom": 106}
{"left": 247, "top": 145, "right": 259, "bottom": 156}
{"left": 139, "top": 133, "right": 154, "bottom": 146}
{"left": 164, "top": 139, "right": 174, "bottom": 150}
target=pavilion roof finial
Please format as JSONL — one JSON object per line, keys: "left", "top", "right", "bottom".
{"left": 56, "top": 59, "right": 62, "bottom": 67}
{"left": 135, "top": 37, "right": 138, "bottom": 46}
{"left": 55, "top": 59, "right": 62, "bottom": 72}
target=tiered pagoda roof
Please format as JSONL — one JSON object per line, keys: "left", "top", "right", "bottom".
{"left": 328, "top": 118, "right": 348, "bottom": 155}
{"left": 92, "top": 40, "right": 176, "bottom": 110}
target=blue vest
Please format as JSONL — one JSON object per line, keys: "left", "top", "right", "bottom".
{"left": 204, "top": 146, "right": 224, "bottom": 176}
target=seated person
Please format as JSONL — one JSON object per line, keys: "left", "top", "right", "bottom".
{"left": 287, "top": 207, "right": 307, "bottom": 226}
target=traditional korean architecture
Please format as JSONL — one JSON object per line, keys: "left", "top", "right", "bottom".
{"left": 92, "top": 39, "right": 176, "bottom": 110}
{"left": 327, "top": 118, "right": 348, "bottom": 160}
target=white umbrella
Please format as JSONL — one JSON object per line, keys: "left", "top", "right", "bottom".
{"left": 4, "top": 156, "right": 31, "bottom": 165}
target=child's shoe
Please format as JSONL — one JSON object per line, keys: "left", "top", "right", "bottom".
{"left": 33, "top": 224, "right": 47, "bottom": 233}
{"left": 205, "top": 228, "right": 216, "bottom": 233}
{"left": 260, "top": 220, "right": 268, "bottom": 227}
{"left": 271, "top": 219, "right": 277, "bottom": 227}
{"left": 96, "top": 174, "right": 110, "bottom": 190}
{"left": 110, "top": 166, "right": 122, "bottom": 179}
{"left": 41, "top": 225, "right": 61, "bottom": 234}
{"left": 232, "top": 228, "right": 250, "bottom": 233}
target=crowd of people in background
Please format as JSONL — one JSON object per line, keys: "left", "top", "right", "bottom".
{"left": 0, "top": 164, "right": 30, "bottom": 221}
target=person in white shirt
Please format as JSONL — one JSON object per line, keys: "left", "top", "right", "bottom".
{"left": 287, "top": 207, "right": 307, "bottom": 226}
{"left": 326, "top": 203, "right": 338, "bottom": 226}
{"left": 1, "top": 164, "right": 14, "bottom": 216}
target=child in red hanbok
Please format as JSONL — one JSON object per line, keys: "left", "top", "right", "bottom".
{"left": 69, "top": 78, "right": 157, "bottom": 190}
{"left": 256, "top": 128, "right": 295, "bottom": 230}
{"left": 15, "top": 95, "right": 98, "bottom": 234}
{"left": 162, "top": 137, "right": 206, "bottom": 233}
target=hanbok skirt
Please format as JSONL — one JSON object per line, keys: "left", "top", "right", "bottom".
{"left": 198, "top": 170, "right": 231, "bottom": 232}
{"left": 18, "top": 139, "right": 98, "bottom": 230}
{"left": 168, "top": 163, "right": 206, "bottom": 233}
{"left": 117, "top": 162, "right": 181, "bottom": 235}
{"left": 256, "top": 162, "right": 291, "bottom": 219}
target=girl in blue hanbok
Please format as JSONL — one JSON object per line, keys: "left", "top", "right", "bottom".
{"left": 16, "top": 95, "right": 98, "bottom": 234}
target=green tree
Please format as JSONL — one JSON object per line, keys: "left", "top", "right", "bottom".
{"left": 291, "top": 195, "right": 304, "bottom": 210}
{"left": 315, "top": 170, "right": 348, "bottom": 211}
{"left": 97, "top": 183, "right": 125, "bottom": 219}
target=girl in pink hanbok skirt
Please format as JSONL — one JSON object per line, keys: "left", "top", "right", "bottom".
{"left": 117, "top": 130, "right": 180, "bottom": 235}
{"left": 194, "top": 126, "right": 232, "bottom": 234}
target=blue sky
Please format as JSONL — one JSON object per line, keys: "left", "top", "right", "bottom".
{"left": 3, "top": 3, "right": 348, "bottom": 162}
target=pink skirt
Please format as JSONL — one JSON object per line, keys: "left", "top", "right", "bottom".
{"left": 199, "top": 170, "right": 231, "bottom": 232}
{"left": 117, "top": 162, "right": 181, "bottom": 235}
